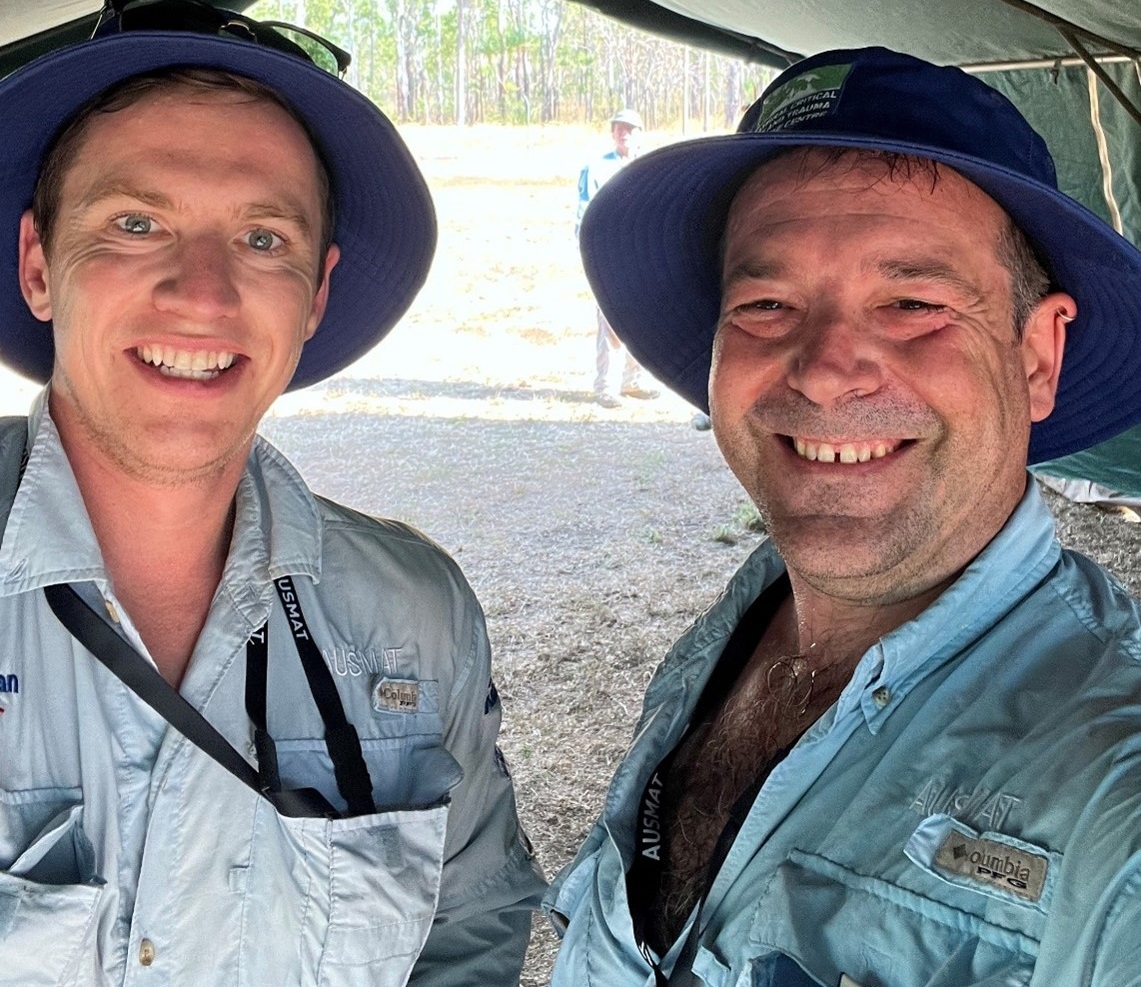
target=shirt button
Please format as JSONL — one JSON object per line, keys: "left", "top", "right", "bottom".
{"left": 139, "top": 939, "right": 155, "bottom": 966}
{"left": 872, "top": 686, "right": 892, "bottom": 708}
{"left": 104, "top": 599, "right": 121, "bottom": 624}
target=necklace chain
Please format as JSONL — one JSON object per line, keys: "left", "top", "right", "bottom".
{"left": 765, "top": 656, "right": 817, "bottom": 717}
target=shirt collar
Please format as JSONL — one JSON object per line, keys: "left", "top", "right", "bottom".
{"left": 0, "top": 388, "right": 323, "bottom": 600}
{"left": 650, "top": 478, "right": 1060, "bottom": 733}
{"left": 853, "top": 479, "right": 1060, "bottom": 730}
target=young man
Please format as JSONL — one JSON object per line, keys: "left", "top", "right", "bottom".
{"left": 0, "top": 6, "right": 543, "bottom": 985}
{"left": 548, "top": 47, "right": 1141, "bottom": 986}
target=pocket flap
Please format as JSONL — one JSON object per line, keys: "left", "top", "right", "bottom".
{"left": 905, "top": 814, "right": 1058, "bottom": 912}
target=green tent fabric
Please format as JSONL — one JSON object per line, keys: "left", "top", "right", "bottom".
{"left": 987, "top": 59, "right": 1141, "bottom": 495}
{"left": 1033, "top": 428, "right": 1141, "bottom": 499}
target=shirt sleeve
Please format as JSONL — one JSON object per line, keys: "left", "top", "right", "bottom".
{"left": 407, "top": 586, "right": 546, "bottom": 986}
{"left": 575, "top": 163, "right": 592, "bottom": 239}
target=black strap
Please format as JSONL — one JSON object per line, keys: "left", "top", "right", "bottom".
{"left": 264, "top": 576, "right": 375, "bottom": 817}
{"left": 243, "top": 623, "right": 281, "bottom": 794}
{"left": 626, "top": 575, "right": 791, "bottom": 984}
{"left": 44, "top": 582, "right": 361, "bottom": 819}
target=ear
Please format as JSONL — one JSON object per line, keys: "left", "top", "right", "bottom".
{"left": 18, "top": 209, "right": 52, "bottom": 322}
{"left": 304, "top": 243, "right": 340, "bottom": 342}
{"left": 1020, "top": 290, "right": 1073, "bottom": 423}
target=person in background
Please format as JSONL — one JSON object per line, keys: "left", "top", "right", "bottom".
{"left": 548, "top": 46, "right": 1141, "bottom": 987}
{"left": 0, "top": 4, "right": 543, "bottom": 985}
{"left": 577, "top": 108, "right": 660, "bottom": 408}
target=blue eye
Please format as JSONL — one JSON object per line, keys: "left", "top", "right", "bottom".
{"left": 117, "top": 214, "right": 152, "bottom": 235}
{"left": 247, "top": 228, "right": 282, "bottom": 252}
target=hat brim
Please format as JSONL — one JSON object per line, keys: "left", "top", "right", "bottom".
{"left": 0, "top": 32, "right": 436, "bottom": 391}
{"left": 581, "top": 131, "right": 1141, "bottom": 463}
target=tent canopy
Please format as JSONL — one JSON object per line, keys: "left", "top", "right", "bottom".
{"left": 567, "top": 0, "right": 1141, "bottom": 241}
{"left": 0, "top": 1, "right": 261, "bottom": 77}
{"left": 572, "top": 0, "right": 1140, "bottom": 70}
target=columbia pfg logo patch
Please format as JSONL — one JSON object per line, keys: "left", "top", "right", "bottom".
{"left": 372, "top": 677, "right": 420, "bottom": 714}
{"left": 934, "top": 831, "right": 1048, "bottom": 902}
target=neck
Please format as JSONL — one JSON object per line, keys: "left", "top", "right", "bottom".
{"left": 61, "top": 430, "right": 245, "bottom": 687}
{"left": 774, "top": 568, "right": 952, "bottom": 669}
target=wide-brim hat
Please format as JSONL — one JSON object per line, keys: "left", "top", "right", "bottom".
{"left": 610, "top": 108, "right": 644, "bottom": 130}
{"left": 580, "top": 46, "right": 1141, "bottom": 463}
{"left": 0, "top": 29, "right": 436, "bottom": 391}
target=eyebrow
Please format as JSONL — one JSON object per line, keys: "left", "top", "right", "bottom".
{"left": 722, "top": 260, "right": 785, "bottom": 293}
{"left": 76, "top": 180, "right": 314, "bottom": 237}
{"left": 874, "top": 258, "right": 984, "bottom": 303}
{"left": 77, "top": 179, "right": 172, "bottom": 213}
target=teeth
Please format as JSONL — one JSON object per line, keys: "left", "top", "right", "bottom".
{"left": 793, "top": 437, "right": 900, "bottom": 463}
{"left": 136, "top": 346, "right": 236, "bottom": 379}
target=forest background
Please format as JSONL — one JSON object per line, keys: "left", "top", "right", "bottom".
{"left": 249, "top": 0, "right": 776, "bottom": 129}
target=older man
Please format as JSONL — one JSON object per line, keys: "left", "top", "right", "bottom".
{"left": 576, "top": 108, "right": 660, "bottom": 407}
{"left": 0, "top": 4, "right": 542, "bottom": 985}
{"left": 546, "top": 47, "right": 1141, "bottom": 987}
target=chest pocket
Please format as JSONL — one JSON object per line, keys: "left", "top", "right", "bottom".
{"left": 240, "top": 798, "right": 451, "bottom": 987}
{"left": 0, "top": 789, "right": 103, "bottom": 987}
{"left": 238, "top": 713, "right": 463, "bottom": 987}
{"left": 745, "top": 846, "right": 1039, "bottom": 987}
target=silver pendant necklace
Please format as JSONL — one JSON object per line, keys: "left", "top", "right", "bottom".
{"left": 766, "top": 656, "right": 816, "bottom": 716}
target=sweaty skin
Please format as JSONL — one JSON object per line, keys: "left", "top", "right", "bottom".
{"left": 712, "top": 150, "right": 1071, "bottom": 634}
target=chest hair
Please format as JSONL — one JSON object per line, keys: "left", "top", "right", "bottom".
{"left": 648, "top": 650, "right": 853, "bottom": 951}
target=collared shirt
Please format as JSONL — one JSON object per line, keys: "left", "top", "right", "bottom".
{"left": 576, "top": 149, "right": 631, "bottom": 235}
{"left": 545, "top": 482, "right": 1141, "bottom": 987}
{"left": 0, "top": 392, "right": 544, "bottom": 987}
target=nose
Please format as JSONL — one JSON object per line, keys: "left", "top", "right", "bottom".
{"left": 785, "top": 309, "right": 884, "bottom": 407}
{"left": 152, "top": 234, "right": 240, "bottom": 320}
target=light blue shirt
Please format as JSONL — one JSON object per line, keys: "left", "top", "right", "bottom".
{"left": 576, "top": 149, "right": 629, "bottom": 236}
{"left": 0, "top": 393, "right": 544, "bottom": 987}
{"left": 546, "top": 481, "right": 1141, "bottom": 987}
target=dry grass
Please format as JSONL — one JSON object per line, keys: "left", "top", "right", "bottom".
{"left": 3, "top": 123, "right": 1139, "bottom": 986}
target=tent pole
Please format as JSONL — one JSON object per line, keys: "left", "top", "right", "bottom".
{"left": 963, "top": 55, "right": 1134, "bottom": 73}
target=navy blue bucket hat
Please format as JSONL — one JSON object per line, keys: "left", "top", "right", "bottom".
{"left": 0, "top": 6, "right": 436, "bottom": 391}
{"left": 579, "top": 46, "right": 1141, "bottom": 464}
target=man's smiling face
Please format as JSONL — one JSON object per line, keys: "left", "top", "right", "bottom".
{"left": 711, "top": 149, "right": 1068, "bottom": 604}
{"left": 19, "top": 82, "right": 338, "bottom": 486}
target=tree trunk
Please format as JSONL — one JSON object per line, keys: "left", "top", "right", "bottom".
{"left": 455, "top": 0, "right": 467, "bottom": 126}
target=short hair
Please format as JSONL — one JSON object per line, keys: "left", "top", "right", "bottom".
{"left": 31, "top": 67, "right": 335, "bottom": 278}
{"left": 997, "top": 217, "right": 1052, "bottom": 339}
